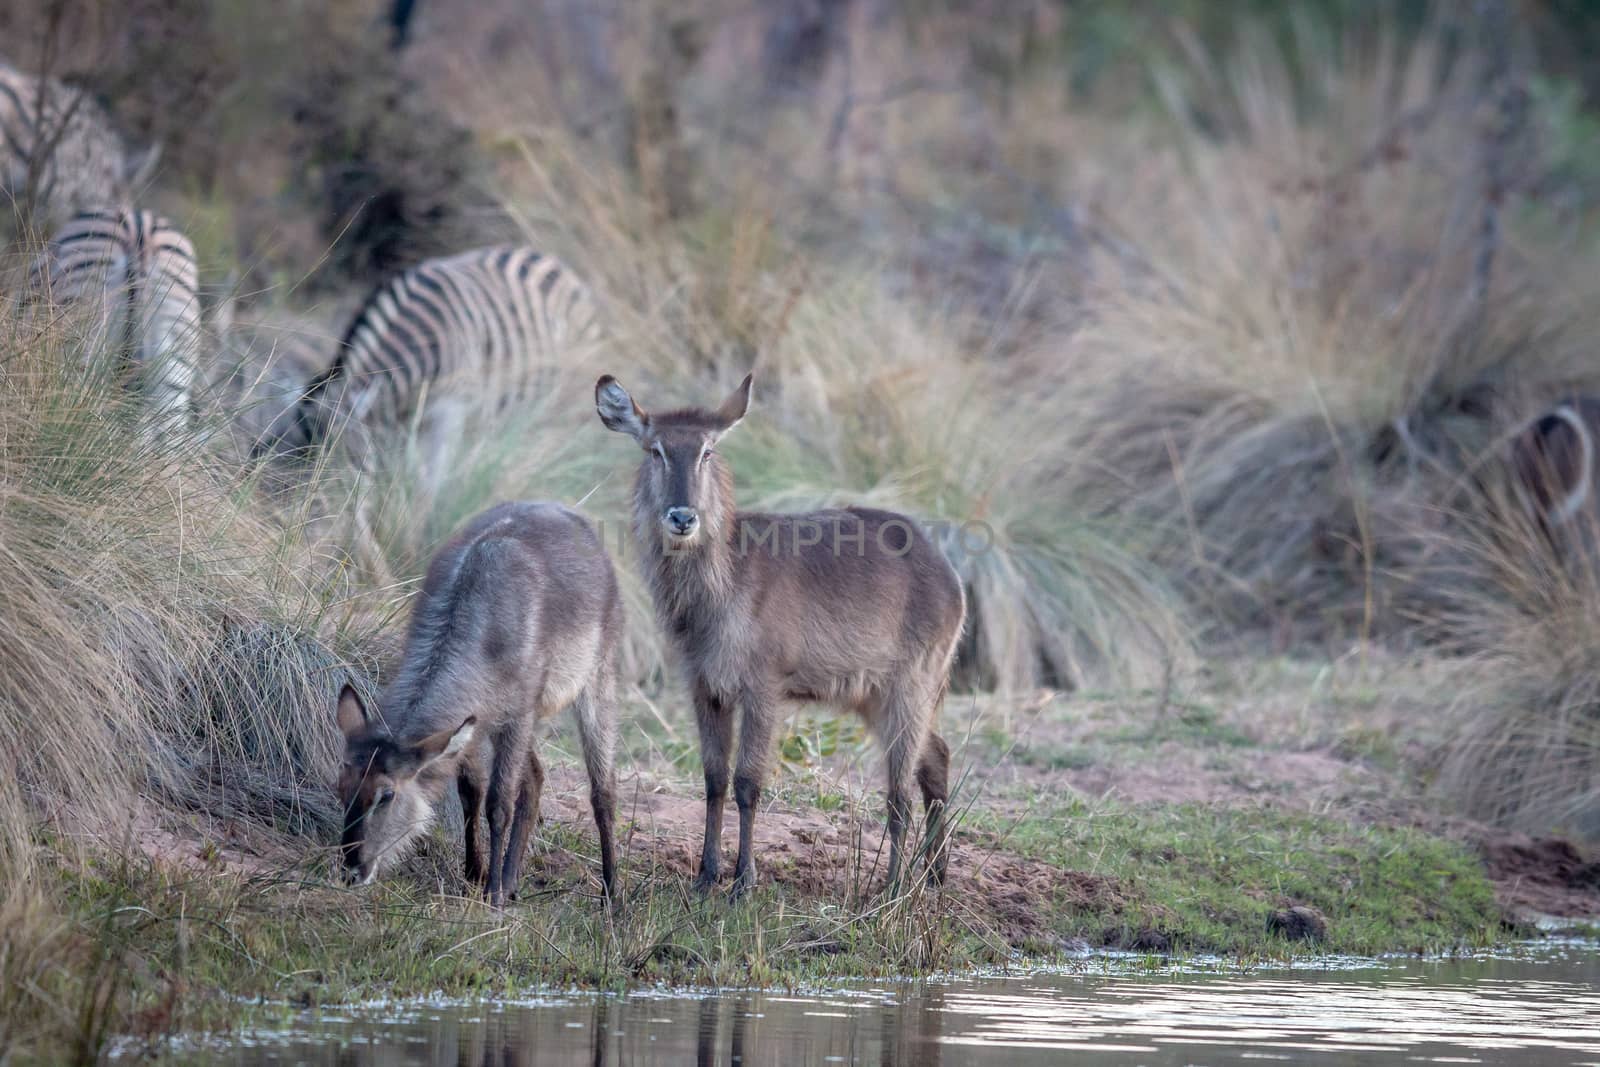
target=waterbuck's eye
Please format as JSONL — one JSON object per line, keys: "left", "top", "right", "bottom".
{"left": 700, "top": 447, "right": 714, "bottom": 465}
{"left": 377, "top": 788, "right": 395, "bottom": 806}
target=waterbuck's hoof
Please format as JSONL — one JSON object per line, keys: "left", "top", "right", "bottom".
{"left": 691, "top": 872, "right": 719, "bottom": 895}
{"left": 728, "top": 872, "right": 758, "bottom": 903}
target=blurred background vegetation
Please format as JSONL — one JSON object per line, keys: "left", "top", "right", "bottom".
{"left": 6, "top": 1, "right": 1600, "bottom": 1047}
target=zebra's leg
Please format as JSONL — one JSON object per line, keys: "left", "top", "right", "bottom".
{"left": 412, "top": 398, "right": 468, "bottom": 509}
{"left": 137, "top": 353, "right": 193, "bottom": 446}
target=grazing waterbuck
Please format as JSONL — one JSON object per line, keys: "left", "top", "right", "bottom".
{"left": 334, "top": 501, "right": 620, "bottom": 906}
{"left": 595, "top": 373, "right": 965, "bottom": 897}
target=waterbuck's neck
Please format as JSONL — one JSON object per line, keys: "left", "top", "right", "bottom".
{"left": 631, "top": 464, "right": 738, "bottom": 630}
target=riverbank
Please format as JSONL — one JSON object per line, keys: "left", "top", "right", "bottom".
{"left": 14, "top": 650, "right": 1597, "bottom": 1058}
{"left": 125, "top": 941, "right": 1600, "bottom": 1066}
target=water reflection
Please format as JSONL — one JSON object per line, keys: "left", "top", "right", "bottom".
{"left": 174, "top": 946, "right": 1600, "bottom": 1066}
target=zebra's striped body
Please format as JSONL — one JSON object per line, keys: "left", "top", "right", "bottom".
{"left": 275, "top": 245, "right": 600, "bottom": 458}
{"left": 1, "top": 60, "right": 130, "bottom": 237}
{"left": 27, "top": 207, "right": 201, "bottom": 430}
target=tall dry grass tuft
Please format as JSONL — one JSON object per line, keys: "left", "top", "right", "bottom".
{"left": 1432, "top": 495, "right": 1600, "bottom": 839}
{"left": 0, "top": 309, "right": 374, "bottom": 887}
{"left": 1041, "top": 26, "right": 1600, "bottom": 642}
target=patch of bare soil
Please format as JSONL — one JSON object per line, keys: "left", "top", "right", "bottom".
{"left": 536, "top": 770, "right": 1125, "bottom": 948}
{"left": 1480, "top": 833, "right": 1600, "bottom": 921}
{"left": 1059, "top": 745, "right": 1378, "bottom": 809}
{"left": 59, "top": 797, "right": 298, "bottom": 881}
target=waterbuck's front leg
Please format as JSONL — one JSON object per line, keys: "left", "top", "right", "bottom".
{"left": 457, "top": 761, "right": 486, "bottom": 891}
{"left": 692, "top": 682, "right": 733, "bottom": 893}
{"left": 730, "top": 685, "right": 779, "bottom": 900}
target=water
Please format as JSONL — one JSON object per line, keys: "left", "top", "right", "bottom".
{"left": 166, "top": 944, "right": 1600, "bottom": 1065}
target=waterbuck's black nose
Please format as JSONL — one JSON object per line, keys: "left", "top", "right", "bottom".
{"left": 666, "top": 507, "right": 699, "bottom": 536}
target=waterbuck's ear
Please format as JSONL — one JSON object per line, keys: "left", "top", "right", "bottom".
{"left": 596, "top": 375, "right": 648, "bottom": 443}
{"left": 412, "top": 716, "right": 477, "bottom": 771}
{"left": 336, "top": 684, "right": 369, "bottom": 740}
{"left": 716, "top": 373, "right": 753, "bottom": 433}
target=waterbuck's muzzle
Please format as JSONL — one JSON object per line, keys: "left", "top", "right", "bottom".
{"left": 339, "top": 828, "right": 364, "bottom": 884}
{"left": 339, "top": 792, "right": 376, "bottom": 885}
{"left": 339, "top": 861, "right": 371, "bottom": 886}
{"left": 665, "top": 506, "right": 699, "bottom": 538}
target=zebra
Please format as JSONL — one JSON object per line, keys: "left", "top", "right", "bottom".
{"left": 24, "top": 206, "right": 203, "bottom": 434}
{"left": 261, "top": 244, "right": 601, "bottom": 489}
{"left": 0, "top": 59, "right": 151, "bottom": 240}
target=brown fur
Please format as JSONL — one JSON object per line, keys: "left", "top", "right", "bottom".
{"left": 335, "top": 501, "right": 621, "bottom": 906}
{"left": 596, "top": 373, "right": 966, "bottom": 896}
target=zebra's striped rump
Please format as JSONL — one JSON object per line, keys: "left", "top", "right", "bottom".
{"left": 26, "top": 206, "right": 202, "bottom": 431}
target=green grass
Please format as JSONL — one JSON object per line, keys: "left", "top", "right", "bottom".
{"left": 1012, "top": 742, "right": 1099, "bottom": 772}
{"left": 19, "top": 836, "right": 1011, "bottom": 1052}
{"left": 974, "top": 800, "right": 1503, "bottom": 957}
{"left": 1106, "top": 703, "right": 1256, "bottom": 750}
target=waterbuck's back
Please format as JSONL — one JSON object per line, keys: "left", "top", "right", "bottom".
{"left": 391, "top": 502, "right": 620, "bottom": 736}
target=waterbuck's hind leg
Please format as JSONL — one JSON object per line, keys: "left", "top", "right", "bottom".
{"left": 877, "top": 680, "right": 936, "bottom": 897}
{"left": 457, "top": 762, "right": 486, "bottom": 891}
{"left": 916, "top": 732, "right": 952, "bottom": 887}
{"left": 485, "top": 721, "right": 532, "bottom": 908}
{"left": 693, "top": 683, "right": 734, "bottom": 893}
{"left": 499, "top": 744, "right": 546, "bottom": 902}
{"left": 729, "top": 686, "right": 779, "bottom": 901}
{"left": 573, "top": 683, "right": 620, "bottom": 903}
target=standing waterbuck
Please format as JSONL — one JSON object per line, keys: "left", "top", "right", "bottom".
{"left": 335, "top": 501, "right": 621, "bottom": 906}
{"left": 595, "top": 373, "right": 965, "bottom": 897}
